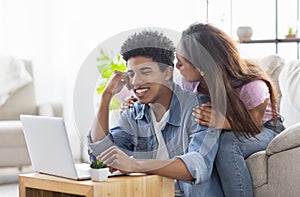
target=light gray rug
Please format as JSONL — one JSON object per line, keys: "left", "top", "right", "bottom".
{"left": 0, "top": 174, "right": 18, "bottom": 185}
{"left": 0, "top": 166, "right": 33, "bottom": 185}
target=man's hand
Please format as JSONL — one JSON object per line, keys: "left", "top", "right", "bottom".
{"left": 104, "top": 71, "right": 131, "bottom": 96}
{"left": 97, "top": 146, "right": 137, "bottom": 173}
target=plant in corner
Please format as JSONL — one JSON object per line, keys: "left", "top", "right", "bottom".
{"left": 96, "top": 49, "right": 127, "bottom": 110}
{"left": 90, "top": 159, "right": 109, "bottom": 181}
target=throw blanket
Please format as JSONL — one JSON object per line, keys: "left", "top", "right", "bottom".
{"left": 0, "top": 56, "right": 32, "bottom": 107}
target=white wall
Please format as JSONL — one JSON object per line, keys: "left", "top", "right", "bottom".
{"left": 208, "top": 0, "right": 300, "bottom": 61}
{"left": 0, "top": 0, "right": 206, "bottom": 160}
{"left": 3, "top": 0, "right": 298, "bottom": 161}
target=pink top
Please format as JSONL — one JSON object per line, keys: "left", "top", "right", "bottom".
{"left": 179, "top": 78, "right": 273, "bottom": 123}
{"left": 236, "top": 80, "right": 273, "bottom": 123}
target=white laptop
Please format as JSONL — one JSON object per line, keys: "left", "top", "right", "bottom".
{"left": 20, "top": 114, "right": 91, "bottom": 180}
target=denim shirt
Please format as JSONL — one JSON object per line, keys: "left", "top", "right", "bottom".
{"left": 87, "top": 83, "right": 221, "bottom": 196}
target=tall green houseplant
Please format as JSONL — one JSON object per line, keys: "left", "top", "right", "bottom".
{"left": 96, "top": 49, "right": 127, "bottom": 110}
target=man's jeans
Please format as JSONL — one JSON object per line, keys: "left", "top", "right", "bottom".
{"left": 215, "top": 117, "right": 285, "bottom": 197}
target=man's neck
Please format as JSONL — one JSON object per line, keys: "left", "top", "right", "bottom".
{"left": 149, "top": 104, "right": 168, "bottom": 122}
{"left": 149, "top": 86, "right": 172, "bottom": 122}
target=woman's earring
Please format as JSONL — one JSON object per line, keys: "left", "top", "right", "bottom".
{"left": 200, "top": 71, "right": 205, "bottom": 76}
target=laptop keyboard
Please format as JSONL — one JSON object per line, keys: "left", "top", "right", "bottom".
{"left": 77, "top": 168, "right": 90, "bottom": 177}
{"left": 75, "top": 163, "right": 90, "bottom": 178}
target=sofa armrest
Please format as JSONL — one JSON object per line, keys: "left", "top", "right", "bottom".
{"left": 38, "top": 103, "right": 63, "bottom": 117}
{"left": 266, "top": 123, "right": 300, "bottom": 156}
{"left": 246, "top": 150, "right": 268, "bottom": 188}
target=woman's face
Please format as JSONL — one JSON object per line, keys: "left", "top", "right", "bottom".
{"left": 175, "top": 53, "right": 202, "bottom": 82}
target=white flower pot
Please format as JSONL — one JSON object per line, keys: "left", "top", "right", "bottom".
{"left": 90, "top": 168, "right": 110, "bottom": 181}
{"left": 237, "top": 26, "right": 253, "bottom": 41}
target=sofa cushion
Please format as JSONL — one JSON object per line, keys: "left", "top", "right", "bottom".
{"left": 266, "top": 123, "right": 300, "bottom": 155}
{"left": 246, "top": 150, "right": 268, "bottom": 188}
{"left": 0, "top": 121, "right": 26, "bottom": 147}
{"left": 279, "top": 60, "right": 300, "bottom": 127}
{"left": 0, "top": 147, "right": 31, "bottom": 167}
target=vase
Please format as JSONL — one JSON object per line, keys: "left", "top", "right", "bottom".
{"left": 90, "top": 168, "right": 110, "bottom": 181}
{"left": 237, "top": 26, "right": 253, "bottom": 41}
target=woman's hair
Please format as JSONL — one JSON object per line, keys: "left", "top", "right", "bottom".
{"left": 179, "top": 23, "right": 278, "bottom": 137}
{"left": 120, "top": 30, "right": 175, "bottom": 71}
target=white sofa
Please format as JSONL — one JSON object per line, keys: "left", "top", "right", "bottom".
{"left": 246, "top": 55, "right": 300, "bottom": 196}
{"left": 0, "top": 60, "right": 62, "bottom": 169}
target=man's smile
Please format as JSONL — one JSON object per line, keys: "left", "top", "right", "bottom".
{"left": 134, "top": 87, "right": 150, "bottom": 98}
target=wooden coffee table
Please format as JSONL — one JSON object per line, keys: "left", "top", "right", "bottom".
{"left": 19, "top": 172, "right": 174, "bottom": 197}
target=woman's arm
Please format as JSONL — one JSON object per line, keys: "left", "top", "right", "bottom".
{"left": 192, "top": 98, "right": 269, "bottom": 130}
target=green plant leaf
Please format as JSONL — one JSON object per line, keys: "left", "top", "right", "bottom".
{"left": 95, "top": 50, "right": 126, "bottom": 110}
{"left": 110, "top": 97, "right": 121, "bottom": 110}
{"left": 90, "top": 159, "right": 107, "bottom": 169}
{"left": 96, "top": 81, "right": 107, "bottom": 94}
{"left": 101, "top": 63, "right": 115, "bottom": 78}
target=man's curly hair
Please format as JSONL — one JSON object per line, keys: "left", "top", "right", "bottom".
{"left": 120, "top": 30, "right": 175, "bottom": 70}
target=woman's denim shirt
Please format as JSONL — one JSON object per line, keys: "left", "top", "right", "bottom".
{"left": 87, "top": 83, "right": 220, "bottom": 185}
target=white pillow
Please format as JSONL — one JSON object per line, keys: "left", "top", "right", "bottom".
{"left": 279, "top": 60, "right": 300, "bottom": 127}
{"left": 0, "top": 56, "right": 32, "bottom": 106}
{"left": 259, "top": 55, "right": 285, "bottom": 104}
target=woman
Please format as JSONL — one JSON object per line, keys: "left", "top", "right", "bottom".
{"left": 176, "top": 23, "right": 285, "bottom": 197}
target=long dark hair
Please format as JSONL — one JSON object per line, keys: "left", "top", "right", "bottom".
{"left": 179, "top": 23, "right": 278, "bottom": 137}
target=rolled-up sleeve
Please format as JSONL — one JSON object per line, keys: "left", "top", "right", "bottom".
{"left": 177, "top": 127, "right": 220, "bottom": 184}
{"left": 87, "top": 131, "right": 114, "bottom": 159}
{"left": 87, "top": 110, "right": 135, "bottom": 161}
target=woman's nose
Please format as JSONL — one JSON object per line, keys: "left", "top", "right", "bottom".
{"left": 175, "top": 62, "right": 181, "bottom": 70}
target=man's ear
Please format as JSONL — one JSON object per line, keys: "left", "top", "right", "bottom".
{"left": 164, "top": 66, "right": 173, "bottom": 81}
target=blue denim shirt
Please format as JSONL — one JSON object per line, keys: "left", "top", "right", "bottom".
{"left": 87, "top": 83, "right": 222, "bottom": 196}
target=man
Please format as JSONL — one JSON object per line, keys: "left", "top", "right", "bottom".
{"left": 88, "top": 30, "right": 223, "bottom": 196}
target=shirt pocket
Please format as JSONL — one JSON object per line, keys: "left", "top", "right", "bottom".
{"left": 134, "top": 136, "right": 148, "bottom": 151}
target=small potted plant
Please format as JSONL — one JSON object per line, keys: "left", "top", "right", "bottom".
{"left": 90, "top": 159, "right": 109, "bottom": 181}
{"left": 286, "top": 27, "right": 297, "bottom": 39}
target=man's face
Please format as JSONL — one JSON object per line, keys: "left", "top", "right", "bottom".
{"left": 127, "top": 56, "right": 170, "bottom": 104}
